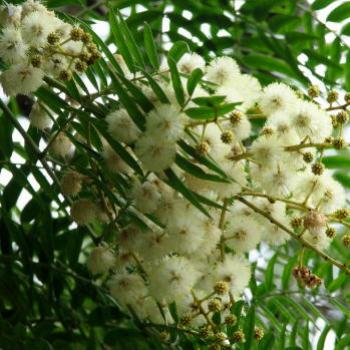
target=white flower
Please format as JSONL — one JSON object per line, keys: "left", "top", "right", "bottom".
{"left": 224, "top": 216, "right": 262, "bottom": 253}
{"left": 29, "top": 102, "right": 52, "bottom": 130}
{"left": 206, "top": 56, "right": 240, "bottom": 85}
{"left": 49, "top": 132, "right": 73, "bottom": 158}
{"left": 250, "top": 135, "right": 283, "bottom": 167}
{"left": 178, "top": 53, "right": 205, "bottom": 74}
{"left": 290, "top": 101, "right": 332, "bottom": 142}
{"left": 132, "top": 180, "right": 161, "bottom": 214}
{"left": 0, "top": 63, "right": 44, "bottom": 96}
{"left": 21, "top": 11, "right": 55, "bottom": 47}
{"left": 102, "top": 144, "right": 131, "bottom": 174}
{"left": 195, "top": 218, "right": 222, "bottom": 256}
{"left": 43, "top": 54, "right": 69, "bottom": 77}
{"left": 251, "top": 163, "right": 299, "bottom": 197}
{"left": 148, "top": 256, "right": 200, "bottom": 303}
{"left": 87, "top": 245, "right": 115, "bottom": 275}
{"left": 0, "top": 4, "right": 22, "bottom": 27}
{"left": 259, "top": 83, "right": 298, "bottom": 116}
{"left": 166, "top": 209, "right": 206, "bottom": 254}
{"left": 211, "top": 255, "right": 250, "bottom": 297}
{"left": 0, "top": 27, "right": 27, "bottom": 64}
{"left": 70, "top": 199, "right": 97, "bottom": 225}
{"left": 217, "top": 74, "right": 261, "bottom": 110}
{"left": 146, "top": 104, "right": 186, "bottom": 141}
{"left": 135, "top": 132, "right": 177, "bottom": 172}
{"left": 299, "top": 171, "right": 346, "bottom": 214}
{"left": 60, "top": 170, "right": 82, "bottom": 196}
{"left": 21, "top": 0, "right": 48, "bottom": 17}
{"left": 106, "top": 109, "right": 140, "bottom": 144}
{"left": 135, "top": 230, "right": 172, "bottom": 261}
{"left": 109, "top": 273, "right": 148, "bottom": 309}
{"left": 255, "top": 200, "right": 291, "bottom": 245}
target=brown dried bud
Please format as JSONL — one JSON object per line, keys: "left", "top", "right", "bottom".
{"left": 303, "top": 211, "right": 327, "bottom": 234}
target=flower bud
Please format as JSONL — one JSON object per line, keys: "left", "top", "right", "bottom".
{"left": 214, "top": 281, "right": 229, "bottom": 295}
{"left": 327, "top": 90, "right": 338, "bottom": 103}
{"left": 232, "top": 329, "right": 245, "bottom": 343}
{"left": 333, "top": 138, "right": 346, "bottom": 149}
{"left": 342, "top": 234, "right": 350, "bottom": 248}
{"left": 196, "top": 141, "right": 210, "bottom": 156}
{"left": 308, "top": 85, "right": 319, "bottom": 98}
{"left": 254, "top": 327, "right": 264, "bottom": 341}
{"left": 325, "top": 227, "right": 336, "bottom": 239}
{"left": 302, "top": 152, "right": 313, "bottom": 163}
{"left": 208, "top": 299, "right": 222, "bottom": 312}
{"left": 221, "top": 130, "right": 234, "bottom": 144}
{"left": 336, "top": 111, "right": 348, "bottom": 125}
{"left": 224, "top": 315, "right": 237, "bottom": 326}
{"left": 311, "top": 162, "right": 324, "bottom": 175}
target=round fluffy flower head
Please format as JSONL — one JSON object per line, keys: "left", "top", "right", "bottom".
{"left": 49, "top": 132, "right": 73, "bottom": 158}
{"left": 224, "top": 216, "right": 262, "bottom": 253}
{"left": 135, "top": 133, "right": 177, "bottom": 172}
{"left": 148, "top": 256, "right": 200, "bottom": 303}
{"left": 109, "top": 272, "right": 148, "bottom": 309}
{"left": 102, "top": 144, "right": 130, "bottom": 174}
{"left": 177, "top": 52, "right": 205, "bottom": 74}
{"left": 21, "top": 0, "right": 48, "bottom": 17}
{"left": 146, "top": 104, "right": 186, "bottom": 141}
{"left": 206, "top": 56, "right": 240, "bottom": 85}
{"left": 21, "top": 11, "right": 56, "bottom": 47}
{"left": 291, "top": 101, "right": 332, "bottom": 142}
{"left": 29, "top": 102, "right": 52, "bottom": 130}
{"left": 303, "top": 210, "right": 327, "bottom": 235}
{"left": 0, "top": 4, "right": 22, "bottom": 27}
{"left": 259, "top": 83, "right": 298, "bottom": 116}
{"left": 106, "top": 109, "right": 140, "bottom": 144}
{"left": 0, "top": 63, "right": 44, "bottom": 96}
{"left": 132, "top": 180, "right": 161, "bottom": 214}
{"left": 70, "top": 198, "right": 97, "bottom": 225}
{"left": 0, "top": 27, "right": 27, "bottom": 64}
{"left": 217, "top": 74, "right": 261, "bottom": 111}
{"left": 211, "top": 255, "right": 250, "bottom": 297}
{"left": 60, "top": 170, "right": 83, "bottom": 196}
{"left": 250, "top": 135, "right": 283, "bottom": 167}
{"left": 87, "top": 245, "right": 115, "bottom": 275}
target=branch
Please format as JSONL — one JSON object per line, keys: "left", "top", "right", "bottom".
{"left": 236, "top": 196, "right": 350, "bottom": 276}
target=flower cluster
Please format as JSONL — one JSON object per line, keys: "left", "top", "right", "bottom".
{"left": 38, "top": 49, "right": 349, "bottom": 343}
{"left": 64, "top": 54, "right": 348, "bottom": 346}
{"left": 0, "top": 0, "right": 100, "bottom": 96}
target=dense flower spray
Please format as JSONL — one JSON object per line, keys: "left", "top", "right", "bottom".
{"left": 0, "top": 0, "right": 100, "bottom": 96}
{"left": 1, "top": 3, "right": 350, "bottom": 346}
